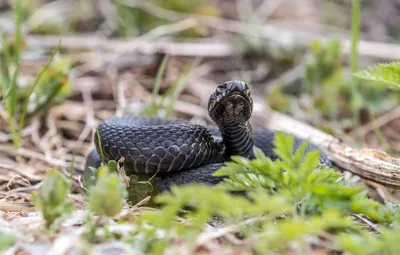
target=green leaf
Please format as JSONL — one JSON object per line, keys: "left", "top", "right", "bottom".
{"left": 354, "top": 61, "right": 400, "bottom": 89}
{"left": 30, "top": 170, "right": 74, "bottom": 229}
{"left": 27, "top": 54, "right": 72, "bottom": 119}
{"left": 88, "top": 173, "right": 127, "bottom": 218}
{"left": 0, "top": 231, "right": 16, "bottom": 251}
{"left": 17, "top": 44, "right": 61, "bottom": 148}
{"left": 273, "top": 131, "right": 295, "bottom": 164}
{"left": 13, "top": 0, "right": 23, "bottom": 63}
{"left": 6, "top": 66, "right": 19, "bottom": 115}
{"left": 152, "top": 55, "right": 169, "bottom": 106}
{"left": 107, "top": 160, "right": 118, "bottom": 173}
{"left": 127, "top": 175, "right": 154, "bottom": 205}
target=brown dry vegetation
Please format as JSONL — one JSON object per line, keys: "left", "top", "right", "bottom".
{"left": 2, "top": 0, "right": 400, "bottom": 254}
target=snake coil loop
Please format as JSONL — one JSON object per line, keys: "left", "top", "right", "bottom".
{"left": 85, "top": 81, "right": 331, "bottom": 192}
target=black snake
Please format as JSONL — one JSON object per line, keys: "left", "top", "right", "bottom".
{"left": 85, "top": 81, "right": 331, "bottom": 192}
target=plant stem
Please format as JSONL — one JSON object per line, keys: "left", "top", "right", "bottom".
{"left": 350, "top": 0, "right": 361, "bottom": 126}
{"left": 13, "top": 0, "right": 22, "bottom": 63}
{"left": 152, "top": 55, "right": 169, "bottom": 106}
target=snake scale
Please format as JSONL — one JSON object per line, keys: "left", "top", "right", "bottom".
{"left": 85, "top": 81, "right": 331, "bottom": 192}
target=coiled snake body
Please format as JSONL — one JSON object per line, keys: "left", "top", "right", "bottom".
{"left": 85, "top": 81, "right": 331, "bottom": 192}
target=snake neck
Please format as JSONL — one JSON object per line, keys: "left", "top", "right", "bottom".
{"left": 219, "top": 121, "right": 253, "bottom": 158}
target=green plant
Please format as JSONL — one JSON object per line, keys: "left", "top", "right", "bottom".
{"left": 214, "top": 132, "right": 391, "bottom": 222}
{"left": 115, "top": 0, "right": 220, "bottom": 38}
{"left": 87, "top": 165, "right": 128, "bottom": 218}
{"left": 269, "top": 38, "right": 400, "bottom": 145}
{"left": 30, "top": 170, "right": 75, "bottom": 230}
{"left": 354, "top": 62, "right": 400, "bottom": 88}
{"left": 120, "top": 132, "right": 393, "bottom": 254}
{"left": 1, "top": 1, "right": 72, "bottom": 148}
{"left": 0, "top": 231, "right": 16, "bottom": 251}
{"left": 337, "top": 228, "right": 400, "bottom": 255}
{"left": 31, "top": 129, "right": 400, "bottom": 253}
{"left": 354, "top": 61, "right": 400, "bottom": 153}
{"left": 83, "top": 162, "right": 128, "bottom": 243}
{"left": 135, "top": 55, "right": 194, "bottom": 118}
{"left": 349, "top": 0, "right": 362, "bottom": 114}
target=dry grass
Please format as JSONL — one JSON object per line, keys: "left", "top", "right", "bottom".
{"left": 2, "top": 0, "right": 400, "bottom": 254}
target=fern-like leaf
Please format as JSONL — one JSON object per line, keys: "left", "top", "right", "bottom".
{"left": 354, "top": 61, "right": 400, "bottom": 89}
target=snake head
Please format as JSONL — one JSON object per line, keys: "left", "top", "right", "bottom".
{"left": 208, "top": 80, "right": 253, "bottom": 125}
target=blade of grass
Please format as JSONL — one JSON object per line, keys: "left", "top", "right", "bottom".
{"left": 17, "top": 44, "right": 61, "bottom": 147}
{"left": 5, "top": 67, "right": 20, "bottom": 147}
{"left": 368, "top": 110, "right": 394, "bottom": 155}
{"left": 152, "top": 55, "right": 169, "bottom": 106}
{"left": 1, "top": 67, "right": 18, "bottom": 101}
{"left": 26, "top": 81, "right": 64, "bottom": 120}
{"left": 349, "top": 0, "right": 361, "bottom": 133}
{"left": 96, "top": 129, "right": 105, "bottom": 164}
{"left": 8, "top": 66, "right": 19, "bottom": 117}
{"left": 1, "top": 33, "right": 12, "bottom": 90}
{"left": 162, "top": 62, "right": 192, "bottom": 118}
{"left": 13, "top": 0, "right": 23, "bottom": 63}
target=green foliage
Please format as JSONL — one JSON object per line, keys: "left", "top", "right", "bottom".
{"left": 30, "top": 170, "right": 75, "bottom": 230}
{"left": 266, "top": 86, "right": 290, "bottom": 112}
{"left": 82, "top": 163, "right": 128, "bottom": 244}
{"left": 214, "top": 132, "right": 391, "bottom": 222}
{"left": 304, "top": 40, "right": 343, "bottom": 92}
{"left": 87, "top": 165, "right": 128, "bottom": 218}
{"left": 0, "top": 231, "right": 16, "bottom": 251}
{"left": 251, "top": 210, "right": 359, "bottom": 254}
{"left": 354, "top": 62, "right": 400, "bottom": 89}
{"left": 1, "top": 3, "right": 72, "bottom": 148}
{"left": 273, "top": 39, "right": 400, "bottom": 139}
{"left": 118, "top": 133, "right": 395, "bottom": 254}
{"left": 33, "top": 131, "right": 400, "bottom": 253}
{"left": 84, "top": 159, "right": 118, "bottom": 189}
{"left": 136, "top": 56, "right": 193, "bottom": 119}
{"left": 126, "top": 175, "right": 154, "bottom": 205}
{"left": 83, "top": 149, "right": 153, "bottom": 205}
{"left": 302, "top": 40, "right": 350, "bottom": 125}
{"left": 349, "top": 0, "right": 362, "bottom": 113}
{"left": 337, "top": 227, "right": 400, "bottom": 255}
{"left": 115, "top": 0, "right": 220, "bottom": 38}
{"left": 26, "top": 53, "right": 72, "bottom": 119}
{"left": 132, "top": 186, "right": 292, "bottom": 253}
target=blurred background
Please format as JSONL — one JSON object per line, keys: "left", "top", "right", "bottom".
{"left": 1, "top": 0, "right": 400, "bottom": 184}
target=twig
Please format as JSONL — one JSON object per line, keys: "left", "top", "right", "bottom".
{"left": 6, "top": 175, "right": 31, "bottom": 191}
{"left": 349, "top": 106, "right": 400, "bottom": 137}
{"left": 0, "top": 202, "right": 33, "bottom": 212}
{"left": 72, "top": 18, "right": 200, "bottom": 76}
{"left": 25, "top": 34, "right": 400, "bottom": 61}
{"left": 0, "top": 162, "right": 42, "bottom": 181}
{"left": 197, "top": 215, "right": 267, "bottom": 245}
{"left": 0, "top": 145, "right": 85, "bottom": 170}
{"left": 265, "top": 110, "right": 400, "bottom": 188}
{"left": 77, "top": 89, "right": 96, "bottom": 143}
{"left": 353, "top": 214, "right": 379, "bottom": 231}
